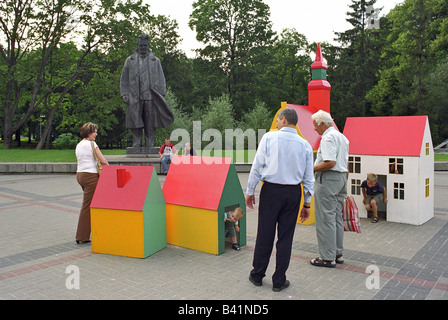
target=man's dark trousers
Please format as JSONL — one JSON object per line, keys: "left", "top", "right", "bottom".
{"left": 250, "top": 182, "right": 302, "bottom": 288}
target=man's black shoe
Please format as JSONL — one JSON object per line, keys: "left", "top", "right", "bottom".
{"left": 249, "top": 275, "right": 262, "bottom": 287}
{"left": 273, "top": 280, "right": 290, "bottom": 292}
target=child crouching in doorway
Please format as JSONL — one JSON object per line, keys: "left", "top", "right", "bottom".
{"left": 361, "top": 173, "right": 388, "bottom": 223}
{"left": 224, "top": 207, "right": 244, "bottom": 251}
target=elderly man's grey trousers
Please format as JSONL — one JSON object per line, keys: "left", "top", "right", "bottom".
{"left": 314, "top": 171, "right": 347, "bottom": 261}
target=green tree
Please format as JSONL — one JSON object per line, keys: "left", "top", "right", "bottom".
{"left": 239, "top": 99, "right": 272, "bottom": 132}
{"left": 365, "top": 0, "right": 448, "bottom": 144}
{"left": 266, "top": 29, "right": 311, "bottom": 106}
{"left": 202, "top": 94, "right": 235, "bottom": 132}
{"left": 189, "top": 0, "right": 275, "bottom": 117}
{"left": 198, "top": 94, "right": 235, "bottom": 150}
{"left": 56, "top": 65, "right": 125, "bottom": 147}
{"left": 1, "top": 0, "right": 86, "bottom": 148}
{"left": 331, "top": 0, "right": 383, "bottom": 126}
{"left": 187, "top": 57, "right": 228, "bottom": 113}
{"left": 155, "top": 88, "right": 193, "bottom": 148}
{"left": 0, "top": 0, "right": 158, "bottom": 149}
{"left": 422, "top": 59, "right": 448, "bottom": 143}
{"left": 143, "top": 14, "right": 194, "bottom": 111}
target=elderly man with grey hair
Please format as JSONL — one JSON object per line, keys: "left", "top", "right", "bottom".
{"left": 310, "top": 110, "right": 349, "bottom": 268}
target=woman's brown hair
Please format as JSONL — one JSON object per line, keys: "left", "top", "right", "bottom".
{"left": 80, "top": 122, "right": 98, "bottom": 139}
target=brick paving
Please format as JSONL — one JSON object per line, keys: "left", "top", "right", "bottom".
{"left": 0, "top": 171, "right": 447, "bottom": 302}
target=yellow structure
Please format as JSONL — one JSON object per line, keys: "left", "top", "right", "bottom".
{"left": 91, "top": 209, "right": 146, "bottom": 258}
{"left": 165, "top": 205, "right": 220, "bottom": 255}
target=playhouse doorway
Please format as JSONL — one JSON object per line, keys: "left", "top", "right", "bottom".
{"left": 376, "top": 175, "right": 387, "bottom": 220}
{"left": 224, "top": 204, "right": 244, "bottom": 251}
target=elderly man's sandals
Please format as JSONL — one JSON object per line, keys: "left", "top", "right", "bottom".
{"left": 310, "top": 257, "right": 340, "bottom": 268}
{"left": 310, "top": 254, "right": 344, "bottom": 267}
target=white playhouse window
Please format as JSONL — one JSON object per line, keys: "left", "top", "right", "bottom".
{"left": 351, "top": 179, "right": 361, "bottom": 195}
{"left": 348, "top": 156, "right": 361, "bottom": 174}
{"left": 394, "top": 182, "right": 405, "bottom": 200}
{"left": 389, "top": 158, "right": 404, "bottom": 174}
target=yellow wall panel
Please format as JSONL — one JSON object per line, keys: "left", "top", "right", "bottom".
{"left": 166, "top": 204, "right": 219, "bottom": 254}
{"left": 91, "top": 208, "right": 144, "bottom": 258}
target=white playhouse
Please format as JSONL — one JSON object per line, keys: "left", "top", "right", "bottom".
{"left": 342, "top": 115, "right": 434, "bottom": 225}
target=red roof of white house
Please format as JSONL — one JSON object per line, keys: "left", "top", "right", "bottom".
{"left": 343, "top": 116, "right": 428, "bottom": 157}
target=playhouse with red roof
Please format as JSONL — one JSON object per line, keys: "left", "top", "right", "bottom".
{"left": 90, "top": 165, "right": 167, "bottom": 258}
{"left": 343, "top": 116, "right": 434, "bottom": 225}
{"left": 163, "top": 156, "right": 246, "bottom": 255}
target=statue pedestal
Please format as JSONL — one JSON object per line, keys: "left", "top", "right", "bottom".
{"left": 126, "top": 147, "right": 159, "bottom": 158}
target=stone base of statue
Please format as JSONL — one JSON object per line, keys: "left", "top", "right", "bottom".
{"left": 126, "top": 146, "right": 160, "bottom": 158}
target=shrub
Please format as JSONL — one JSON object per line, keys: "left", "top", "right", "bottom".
{"left": 53, "top": 133, "right": 79, "bottom": 150}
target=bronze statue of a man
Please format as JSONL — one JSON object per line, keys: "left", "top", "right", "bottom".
{"left": 120, "top": 35, "right": 173, "bottom": 150}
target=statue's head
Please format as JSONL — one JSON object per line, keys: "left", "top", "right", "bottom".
{"left": 137, "top": 34, "right": 150, "bottom": 55}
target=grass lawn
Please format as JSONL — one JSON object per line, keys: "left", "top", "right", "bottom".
{"left": 435, "top": 153, "right": 448, "bottom": 161}
{"left": 0, "top": 147, "right": 256, "bottom": 163}
{"left": 1, "top": 143, "right": 447, "bottom": 163}
{"left": 0, "top": 147, "right": 125, "bottom": 162}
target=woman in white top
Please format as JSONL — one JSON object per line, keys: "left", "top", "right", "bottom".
{"left": 75, "top": 122, "right": 109, "bottom": 244}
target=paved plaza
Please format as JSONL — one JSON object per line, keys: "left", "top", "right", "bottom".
{"left": 0, "top": 170, "right": 447, "bottom": 302}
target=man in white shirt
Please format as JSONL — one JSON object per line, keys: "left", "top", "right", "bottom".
{"left": 310, "top": 110, "right": 349, "bottom": 268}
{"left": 246, "top": 108, "right": 314, "bottom": 292}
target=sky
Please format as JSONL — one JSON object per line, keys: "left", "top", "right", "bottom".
{"left": 147, "top": 0, "right": 404, "bottom": 58}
